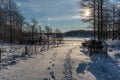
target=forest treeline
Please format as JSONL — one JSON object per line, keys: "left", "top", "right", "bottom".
{"left": 0, "top": 0, "right": 63, "bottom": 45}
{"left": 64, "top": 30, "right": 93, "bottom": 37}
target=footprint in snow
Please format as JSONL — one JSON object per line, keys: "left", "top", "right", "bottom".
{"left": 51, "top": 64, "right": 55, "bottom": 67}
{"left": 43, "top": 77, "right": 51, "bottom": 80}
{"left": 53, "top": 59, "right": 55, "bottom": 61}
{"left": 47, "top": 67, "right": 51, "bottom": 70}
{"left": 51, "top": 58, "right": 53, "bottom": 60}
{"left": 50, "top": 71, "right": 56, "bottom": 80}
{"left": 49, "top": 62, "right": 52, "bottom": 63}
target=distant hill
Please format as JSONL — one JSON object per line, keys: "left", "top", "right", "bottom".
{"left": 64, "top": 30, "right": 93, "bottom": 38}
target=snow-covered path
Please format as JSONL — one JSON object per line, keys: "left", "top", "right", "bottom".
{"left": 1, "top": 38, "right": 120, "bottom": 80}
{"left": 0, "top": 44, "right": 79, "bottom": 80}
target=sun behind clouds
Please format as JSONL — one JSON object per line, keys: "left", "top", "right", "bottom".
{"left": 84, "top": 9, "right": 91, "bottom": 17}
{"left": 80, "top": 8, "right": 92, "bottom": 19}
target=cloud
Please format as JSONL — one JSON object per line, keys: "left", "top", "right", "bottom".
{"left": 115, "top": 2, "right": 120, "bottom": 7}
{"left": 46, "top": 15, "right": 89, "bottom": 21}
{"left": 17, "top": 0, "right": 80, "bottom": 19}
{"left": 71, "top": 15, "right": 81, "bottom": 19}
{"left": 46, "top": 16, "right": 80, "bottom": 21}
{"left": 16, "top": 2, "right": 21, "bottom": 7}
{"left": 48, "top": 17, "right": 52, "bottom": 21}
{"left": 14, "top": 0, "right": 88, "bottom": 31}
{"left": 110, "top": 0, "right": 120, "bottom": 3}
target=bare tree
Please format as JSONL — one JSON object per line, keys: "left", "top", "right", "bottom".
{"left": 37, "top": 25, "right": 42, "bottom": 44}
{"left": 44, "top": 26, "right": 52, "bottom": 49}
{"left": 55, "top": 29, "right": 63, "bottom": 46}
{"left": 30, "top": 18, "right": 38, "bottom": 44}
{"left": 79, "top": 0, "right": 116, "bottom": 41}
{"left": 0, "top": 0, "right": 24, "bottom": 43}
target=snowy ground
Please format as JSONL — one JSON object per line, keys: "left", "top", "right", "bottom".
{"left": 0, "top": 38, "right": 120, "bottom": 80}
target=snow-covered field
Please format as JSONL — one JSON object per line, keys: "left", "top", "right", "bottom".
{"left": 0, "top": 38, "right": 120, "bottom": 80}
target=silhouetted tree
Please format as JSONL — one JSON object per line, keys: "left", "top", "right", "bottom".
{"left": 38, "top": 25, "right": 42, "bottom": 44}
{"left": 0, "top": 0, "right": 24, "bottom": 43}
{"left": 55, "top": 29, "right": 63, "bottom": 46}
{"left": 79, "top": 0, "right": 118, "bottom": 41}
{"left": 44, "top": 26, "right": 52, "bottom": 49}
{"left": 30, "top": 18, "right": 38, "bottom": 44}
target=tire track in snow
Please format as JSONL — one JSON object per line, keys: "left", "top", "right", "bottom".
{"left": 63, "top": 47, "right": 77, "bottom": 80}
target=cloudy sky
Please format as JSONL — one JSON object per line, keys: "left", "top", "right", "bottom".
{"left": 13, "top": 0, "right": 90, "bottom": 32}
{"left": 14, "top": 0, "right": 119, "bottom": 32}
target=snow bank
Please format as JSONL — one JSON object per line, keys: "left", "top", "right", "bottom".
{"left": 108, "top": 40, "right": 120, "bottom": 49}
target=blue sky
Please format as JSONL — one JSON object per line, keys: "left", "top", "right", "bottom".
{"left": 14, "top": 0, "right": 91, "bottom": 32}
{"left": 14, "top": 0, "right": 119, "bottom": 32}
